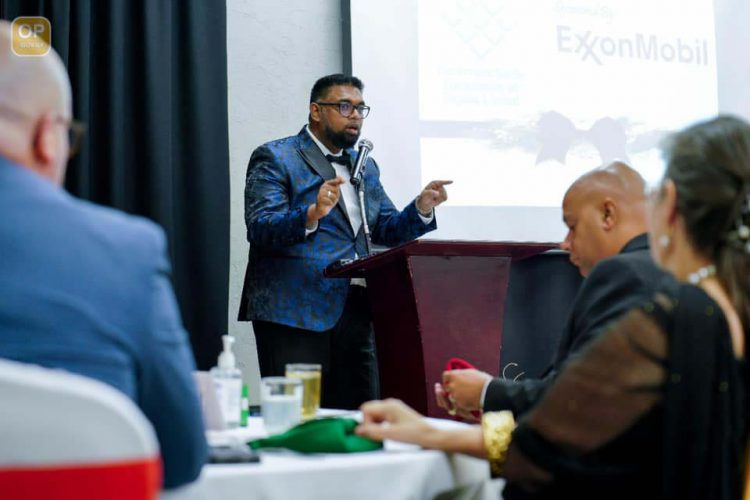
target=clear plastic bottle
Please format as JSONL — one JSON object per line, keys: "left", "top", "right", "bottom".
{"left": 210, "top": 335, "right": 242, "bottom": 429}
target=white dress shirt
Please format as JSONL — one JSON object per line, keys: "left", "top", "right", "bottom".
{"left": 303, "top": 126, "right": 434, "bottom": 246}
{"left": 305, "top": 126, "right": 363, "bottom": 236}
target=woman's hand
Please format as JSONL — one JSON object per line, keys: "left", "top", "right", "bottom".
{"left": 356, "top": 398, "right": 486, "bottom": 458}
{"left": 355, "top": 399, "right": 436, "bottom": 446}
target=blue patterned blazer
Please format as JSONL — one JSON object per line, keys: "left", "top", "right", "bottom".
{"left": 238, "top": 127, "right": 436, "bottom": 331}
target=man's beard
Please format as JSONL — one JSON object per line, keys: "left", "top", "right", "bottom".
{"left": 325, "top": 124, "right": 359, "bottom": 150}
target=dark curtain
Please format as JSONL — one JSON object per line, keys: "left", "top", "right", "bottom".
{"left": 0, "top": 0, "right": 229, "bottom": 369}
{"left": 501, "top": 252, "right": 583, "bottom": 378}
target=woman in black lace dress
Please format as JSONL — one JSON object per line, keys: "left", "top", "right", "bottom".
{"left": 356, "top": 115, "right": 750, "bottom": 500}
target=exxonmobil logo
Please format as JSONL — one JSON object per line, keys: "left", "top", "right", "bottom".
{"left": 557, "top": 25, "right": 710, "bottom": 66}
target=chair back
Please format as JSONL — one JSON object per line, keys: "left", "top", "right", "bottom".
{"left": 0, "top": 359, "right": 161, "bottom": 500}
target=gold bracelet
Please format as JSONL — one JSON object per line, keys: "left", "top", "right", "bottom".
{"left": 481, "top": 410, "right": 516, "bottom": 477}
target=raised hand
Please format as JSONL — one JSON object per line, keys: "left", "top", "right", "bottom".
{"left": 416, "top": 180, "right": 452, "bottom": 215}
{"left": 307, "top": 176, "right": 345, "bottom": 228}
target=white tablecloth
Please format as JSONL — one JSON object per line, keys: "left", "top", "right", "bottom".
{"left": 182, "top": 413, "right": 504, "bottom": 500}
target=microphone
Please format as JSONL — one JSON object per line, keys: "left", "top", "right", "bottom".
{"left": 350, "top": 138, "right": 373, "bottom": 187}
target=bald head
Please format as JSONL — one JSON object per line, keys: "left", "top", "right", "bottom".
{"left": 566, "top": 161, "right": 647, "bottom": 211}
{"left": 0, "top": 20, "right": 72, "bottom": 183}
{"left": 561, "top": 162, "right": 648, "bottom": 276}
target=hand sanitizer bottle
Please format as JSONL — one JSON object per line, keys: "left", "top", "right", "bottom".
{"left": 210, "top": 335, "right": 242, "bottom": 428}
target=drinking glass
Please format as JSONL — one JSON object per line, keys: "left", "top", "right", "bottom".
{"left": 285, "top": 363, "right": 322, "bottom": 420}
{"left": 260, "top": 377, "right": 302, "bottom": 435}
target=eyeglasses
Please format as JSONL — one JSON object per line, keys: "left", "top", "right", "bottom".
{"left": 0, "top": 106, "right": 86, "bottom": 159}
{"left": 315, "top": 101, "right": 371, "bottom": 119}
{"left": 56, "top": 117, "right": 87, "bottom": 159}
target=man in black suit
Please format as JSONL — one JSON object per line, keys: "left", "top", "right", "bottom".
{"left": 438, "top": 161, "right": 668, "bottom": 417}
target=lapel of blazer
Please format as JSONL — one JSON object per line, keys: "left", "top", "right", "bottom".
{"left": 296, "top": 128, "right": 354, "bottom": 234}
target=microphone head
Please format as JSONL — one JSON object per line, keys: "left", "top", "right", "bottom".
{"left": 358, "top": 138, "right": 374, "bottom": 151}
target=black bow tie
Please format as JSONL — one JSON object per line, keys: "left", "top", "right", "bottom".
{"left": 326, "top": 153, "right": 351, "bottom": 166}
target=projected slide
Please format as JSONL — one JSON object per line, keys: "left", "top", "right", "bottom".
{"left": 350, "top": 0, "right": 736, "bottom": 241}
{"left": 418, "top": 0, "right": 717, "bottom": 207}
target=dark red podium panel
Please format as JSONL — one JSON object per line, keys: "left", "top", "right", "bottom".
{"left": 326, "top": 240, "right": 556, "bottom": 417}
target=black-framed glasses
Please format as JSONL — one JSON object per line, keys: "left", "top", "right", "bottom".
{"left": 315, "top": 101, "right": 371, "bottom": 119}
{"left": 0, "top": 106, "right": 86, "bottom": 159}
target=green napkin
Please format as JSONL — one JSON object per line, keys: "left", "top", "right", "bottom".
{"left": 249, "top": 418, "right": 382, "bottom": 453}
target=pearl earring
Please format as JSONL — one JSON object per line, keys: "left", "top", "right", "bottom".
{"left": 658, "top": 234, "right": 670, "bottom": 248}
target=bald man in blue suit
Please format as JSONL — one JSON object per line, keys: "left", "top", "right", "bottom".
{"left": 0, "top": 23, "right": 206, "bottom": 490}
{"left": 239, "top": 74, "right": 451, "bottom": 409}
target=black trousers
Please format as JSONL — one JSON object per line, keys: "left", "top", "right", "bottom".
{"left": 252, "top": 286, "right": 380, "bottom": 410}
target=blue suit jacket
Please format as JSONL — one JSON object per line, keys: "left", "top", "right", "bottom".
{"left": 238, "top": 127, "right": 437, "bottom": 331}
{"left": 0, "top": 158, "right": 207, "bottom": 489}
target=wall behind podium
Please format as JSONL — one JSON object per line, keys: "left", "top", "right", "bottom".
{"left": 226, "top": 0, "right": 344, "bottom": 402}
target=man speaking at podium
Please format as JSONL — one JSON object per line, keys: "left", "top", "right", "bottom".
{"left": 238, "top": 74, "right": 451, "bottom": 409}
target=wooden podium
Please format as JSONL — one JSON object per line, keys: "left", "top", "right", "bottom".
{"left": 325, "top": 239, "right": 556, "bottom": 417}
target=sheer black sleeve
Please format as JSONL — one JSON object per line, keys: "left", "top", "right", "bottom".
{"left": 501, "top": 295, "right": 672, "bottom": 493}
{"left": 500, "top": 283, "right": 745, "bottom": 500}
